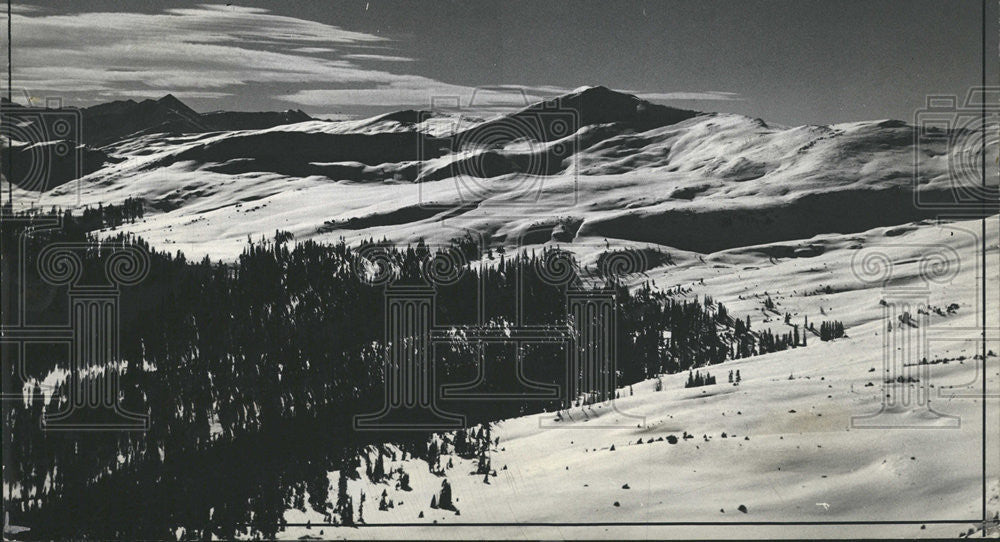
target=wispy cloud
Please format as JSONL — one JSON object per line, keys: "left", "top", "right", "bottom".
{"left": 12, "top": 4, "right": 739, "bottom": 112}
{"left": 633, "top": 90, "right": 743, "bottom": 102}
{"left": 276, "top": 83, "right": 568, "bottom": 112}
{"left": 291, "top": 47, "right": 339, "bottom": 54}
{"left": 96, "top": 89, "right": 236, "bottom": 100}
{"left": 9, "top": 4, "right": 43, "bottom": 14}
{"left": 13, "top": 4, "right": 409, "bottom": 103}
{"left": 341, "top": 53, "right": 415, "bottom": 62}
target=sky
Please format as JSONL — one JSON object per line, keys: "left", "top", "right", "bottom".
{"left": 4, "top": 0, "right": 997, "bottom": 124}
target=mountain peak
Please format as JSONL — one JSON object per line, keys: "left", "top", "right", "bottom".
{"left": 526, "top": 85, "right": 699, "bottom": 133}
{"left": 449, "top": 85, "right": 699, "bottom": 145}
{"left": 156, "top": 93, "right": 196, "bottom": 113}
{"left": 570, "top": 85, "right": 619, "bottom": 96}
{"left": 74, "top": 94, "right": 314, "bottom": 145}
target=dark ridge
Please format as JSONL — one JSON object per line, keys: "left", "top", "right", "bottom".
{"left": 78, "top": 94, "right": 315, "bottom": 146}
{"left": 580, "top": 187, "right": 991, "bottom": 254}
{"left": 156, "top": 93, "right": 200, "bottom": 117}
{"left": 366, "top": 109, "right": 433, "bottom": 125}
{"left": 200, "top": 109, "right": 313, "bottom": 131}
{"left": 452, "top": 86, "right": 701, "bottom": 149}
{"left": 81, "top": 95, "right": 208, "bottom": 146}
{"left": 0, "top": 140, "right": 116, "bottom": 190}
{"left": 157, "top": 131, "right": 449, "bottom": 170}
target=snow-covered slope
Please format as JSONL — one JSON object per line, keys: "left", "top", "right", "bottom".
{"left": 4, "top": 87, "right": 987, "bottom": 260}
{"left": 78, "top": 94, "right": 313, "bottom": 147}
{"left": 277, "top": 215, "right": 999, "bottom": 539}
{"left": 4, "top": 88, "right": 997, "bottom": 538}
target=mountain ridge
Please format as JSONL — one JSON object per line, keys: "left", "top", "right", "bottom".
{"left": 77, "top": 94, "right": 313, "bottom": 146}
{"left": 5, "top": 86, "right": 992, "bottom": 261}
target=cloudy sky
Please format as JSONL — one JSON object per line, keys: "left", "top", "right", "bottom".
{"left": 5, "top": 0, "right": 996, "bottom": 124}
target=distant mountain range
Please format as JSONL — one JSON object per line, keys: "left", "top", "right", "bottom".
{"left": 1, "top": 93, "right": 312, "bottom": 189}
{"left": 3, "top": 86, "right": 993, "bottom": 260}
{"left": 77, "top": 94, "right": 313, "bottom": 147}
{"left": 1, "top": 93, "right": 312, "bottom": 147}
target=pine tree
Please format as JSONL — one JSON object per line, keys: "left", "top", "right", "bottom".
{"left": 427, "top": 440, "right": 439, "bottom": 472}
{"left": 336, "top": 466, "right": 353, "bottom": 526}
{"left": 438, "top": 479, "right": 454, "bottom": 511}
{"left": 359, "top": 491, "right": 366, "bottom": 523}
{"left": 373, "top": 450, "right": 385, "bottom": 481}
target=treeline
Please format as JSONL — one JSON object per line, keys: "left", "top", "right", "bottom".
{"left": 684, "top": 370, "right": 716, "bottom": 388}
{"left": 818, "top": 320, "right": 846, "bottom": 341}
{"left": 2, "top": 206, "right": 805, "bottom": 539}
{"left": 37, "top": 196, "right": 147, "bottom": 232}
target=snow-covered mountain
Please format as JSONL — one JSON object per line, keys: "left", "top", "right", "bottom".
{"left": 2, "top": 93, "right": 313, "bottom": 149}
{"left": 1, "top": 93, "right": 313, "bottom": 192}
{"left": 275, "top": 215, "right": 999, "bottom": 539}
{"left": 3, "top": 88, "right": 997, "bottom": 538}
{"left": 1, "top": 86, "right": 991, "bottom": 260}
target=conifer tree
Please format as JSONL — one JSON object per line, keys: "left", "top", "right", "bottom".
{"left": 438, "top": 480, "right": 454, "bottom": 511}
{"left": 373, "top": 450, "right": 385, "bottom": 481}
